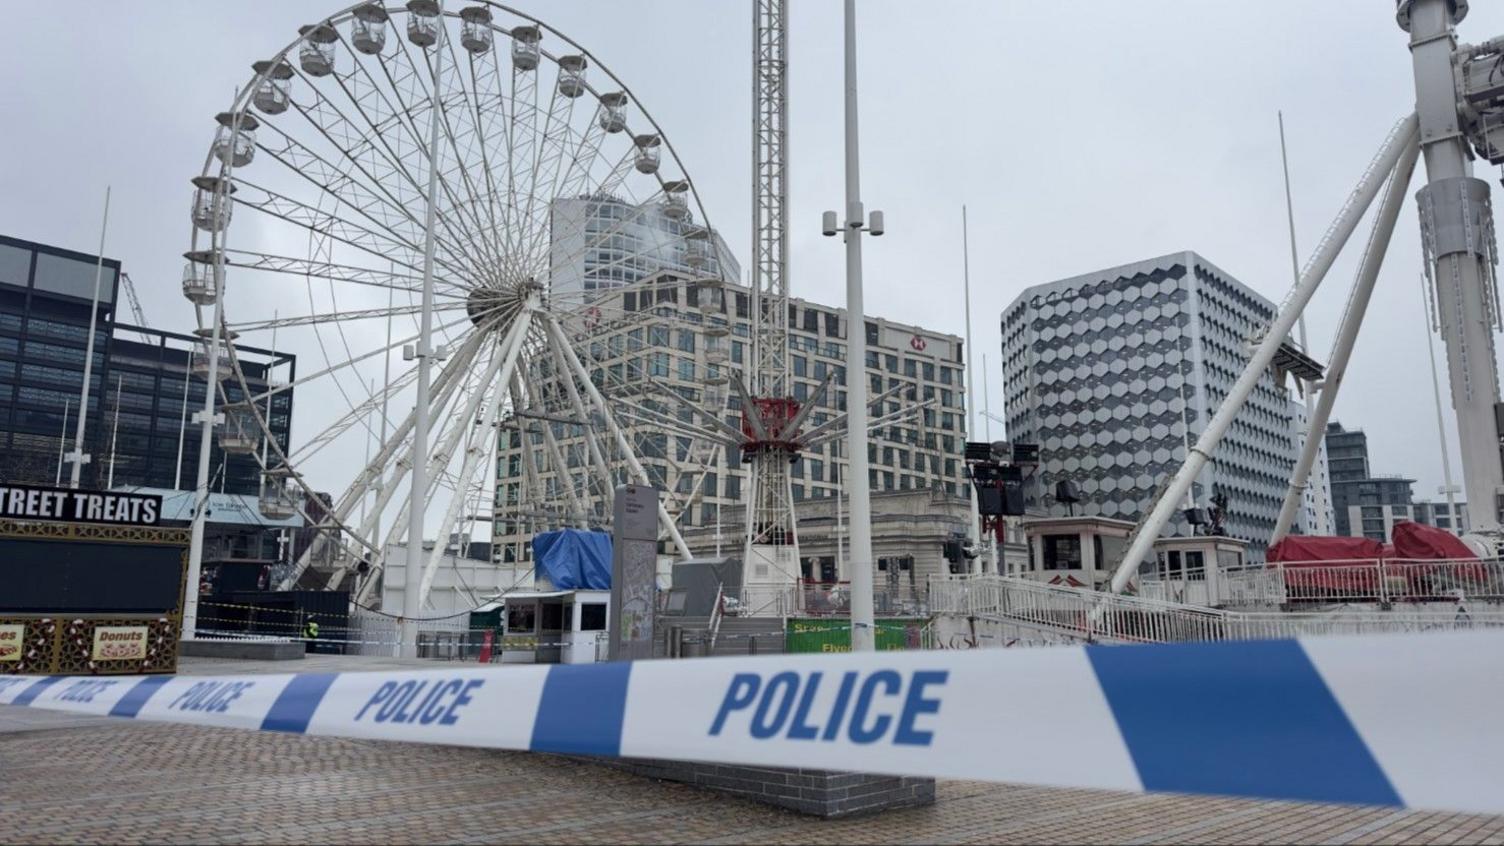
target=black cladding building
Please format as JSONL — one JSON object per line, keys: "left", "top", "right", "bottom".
{"left": 0, "top": 234, "right": 294, "bottom": 496}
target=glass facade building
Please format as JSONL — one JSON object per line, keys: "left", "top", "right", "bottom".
{"left": 0, "top": 235, "right": 294, "bottom": 497}
{"left": 1001, "top": 252, "right": 1300, "bottom": 560}
{"left": 0, "top": 234, "right": 117, "bottom": 486}
{"left": 103, "top": 327, "right": 294, "bottom": 495}
{"left": 547, "top": 194, "right": 741, "bottom": 300}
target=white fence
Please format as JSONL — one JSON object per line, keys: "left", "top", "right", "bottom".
{"left": 1214, "top": 558, "right": 1504, "bottom": 606}
{"left": 929, "top": 574, "right": 1504, "bottom": 645}
{"left": 346, "top": 609, "right": 474, "bottom": 657}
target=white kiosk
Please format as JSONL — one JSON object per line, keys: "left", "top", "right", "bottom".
{"left": 500, "top": 589, "right": 611, "bottom": 664}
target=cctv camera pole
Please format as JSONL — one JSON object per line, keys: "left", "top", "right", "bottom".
{"left": 841, "top": 0, "right": 875, "bottom": 651}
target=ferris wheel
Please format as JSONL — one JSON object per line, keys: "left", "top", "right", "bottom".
{"left": 182, "top": 1, "right": 732, "bottom": 610}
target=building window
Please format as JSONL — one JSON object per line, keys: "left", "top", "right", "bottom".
{"left": 579, "top": 603, "right": 607, "bottom": 631}
{"left": 1042, "top": 534, "right": 1081, "bottom": 570}
{"left": 793, "top": 356, "right": 806, "bottom": 377}
{"left": 506, "top": 604, "right": 537, "bottom": 633}
{"left": 865, "top": 322, "right": 879, "bottom": 344}
{"left": 825, "top": 312, "right": 840, "bottom": 337}
{"left": 677, "top": 330, "right": 695, "bottom": 353}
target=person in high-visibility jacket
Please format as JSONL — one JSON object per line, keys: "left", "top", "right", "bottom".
{"left": 304, "top": 619, "right": 320, "bottom": 641}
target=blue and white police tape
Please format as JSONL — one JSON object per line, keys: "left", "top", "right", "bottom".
{"left": 2, "top": 630, "right": 1500, "bottom": 815}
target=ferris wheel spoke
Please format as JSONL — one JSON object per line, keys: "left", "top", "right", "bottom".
{"left": 254, "top": 118, "right": 431, "bottom": 253}
{"left": 226, "top": 301, "right": 467, "bottom": 334}
{"left": 310, "top": 53, "right": 498, "bottom": 284}
{"left": 220, "top": 249, "right": 466, "bottom": 297}
{"left": 230, "top": 179, "right": 468, "bottom": 280}
{"left": 381, "top": 33, "right": 510, "bottom": 288}
{"left": 422, "top": 34, "right": 512, "bottom": 285}
{"left": 288, "top": 369, "right": 418, "bottom": 466}
{"left": 249, "top": 306, "right": 475, "bottom": 410}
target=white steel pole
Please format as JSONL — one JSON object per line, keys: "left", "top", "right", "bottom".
{"left": 106, "top": 375, "right": 122, "bottom": 488}
{"left": 982, "top": 353, "right": 992, "bottom": 442}
{"left": 68, "top": 186, "right": 110, "bottom": 489}
{"left": 1279, "top": 112, "right": 1332, "bottom": 535}
{"left": 1424, "top": 276, "right": 1461, "bottom": 527}
{"left": 961, "top": 206, "right": 984, "bottom": 575}
{"left": 174, "top": 364, "right": 190, "bottom": 490}
{"left": 403, "top": 8, "right": 445, "bottom": 657}
{"left": 1272, "top": 137, "right": 1420, "bottom": 542}
{"left": 841, "top": 0, "right": 875, "bottom": 651}
{"left": 56, "top": 400, "right": 70, "bottom": 487}
{"left": 1109, "top": 113, "right": 1419, "bottom": 593}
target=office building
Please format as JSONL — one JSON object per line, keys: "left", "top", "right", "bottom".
{"left": 1324, "top": 421, "right": 1416, "bottom": 538}
{"left": 493, "top": 270, "right": 967, "bottom": 568}
{"left": 0, "top": 234, "right": 118, "bottom": 486}
{"left": 548, "top": 193, "right": 741, "bottom": 300}
{"left": 1000, "top": 252, "right": 1303, "bottom": 560}
{"left": 103, "top": 325, "right": 294, "bottom": 496}
{"left": 1414, "top": 499, "right": 1470, "bottom": 536}
{"left": 1289, "top": 398, "right": 1335, "bottom": 535}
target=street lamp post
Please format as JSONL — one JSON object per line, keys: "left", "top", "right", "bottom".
{"left": 824, "top": 0, "right": 883, "bottom": 652}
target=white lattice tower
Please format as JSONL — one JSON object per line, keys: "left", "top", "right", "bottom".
{"left": 742, "top": 0, "right": 801, "bottom": 589}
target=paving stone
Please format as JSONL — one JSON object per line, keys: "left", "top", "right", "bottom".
{"left": 2, "top": 716, "right": 1503, "bottom": 844}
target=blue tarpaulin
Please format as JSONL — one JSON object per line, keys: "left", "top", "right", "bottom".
{"left": 532, "top": 529, "right": 613, "bottom": 590}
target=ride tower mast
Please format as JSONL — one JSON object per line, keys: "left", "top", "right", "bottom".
{"left": 741, "top": 0, "right": 803, "bottom": 598}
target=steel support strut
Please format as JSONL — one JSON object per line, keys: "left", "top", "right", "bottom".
{"left": 1272, "top": 137, "right": 1423, "bottom": 542}
{"left": 1108, "top": 114, "right": 1420, "bottom": 594}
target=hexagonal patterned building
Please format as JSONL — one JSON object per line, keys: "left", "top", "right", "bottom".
{"left": 1000, "top": 251, "right": 1299, "bottom": 560}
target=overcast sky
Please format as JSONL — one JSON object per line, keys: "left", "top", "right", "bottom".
{"left": 4, "top": 1, "right": 1504, "bottom": 503}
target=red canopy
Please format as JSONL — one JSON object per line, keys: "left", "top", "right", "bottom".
{"left": 1266, "top": 535, "right": 1384, "bottom": 564}
{"left": 1390, "top": 520, "right": 1476, "bottom": 561}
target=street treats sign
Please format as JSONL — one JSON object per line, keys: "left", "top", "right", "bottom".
{"left": 0, "top": 624, "right": 23, "bottom": 662}
{"left": 0, "top": 483, "right": 161, "bottom": 526}
{"left": 91, "top": 626, "right": 149, "bottom": 661}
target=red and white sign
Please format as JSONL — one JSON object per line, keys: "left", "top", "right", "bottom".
{"left": 909, "top": 335, "right": 927, "bottom": 352}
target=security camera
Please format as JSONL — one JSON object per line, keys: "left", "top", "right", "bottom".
{"left": 822, "top": 210, "right": 838, "bottom": 237}
{"left": 868, "top": 210, "right": 884, "bottom": 236}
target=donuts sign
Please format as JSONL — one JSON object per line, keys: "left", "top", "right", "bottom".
{"left": 92, "top": 626, "right": 149, "bottom": 662}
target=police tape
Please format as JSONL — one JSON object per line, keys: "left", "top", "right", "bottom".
{"left": 2, "top": 630, "right": 1500, "bottom": 815}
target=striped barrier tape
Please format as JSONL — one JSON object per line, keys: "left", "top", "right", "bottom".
{"left": 2, "top": 630, "right": 1500, "bottom": 815}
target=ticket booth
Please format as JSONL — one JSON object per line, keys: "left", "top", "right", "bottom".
{"left": 1148, "top": 535, "right": 1250, "bottom": 607}
{"left": 500, "top": 589, "right": 610, "bottom": 664}
{"left": 1019, "top": 515, "right": 1137, "bottom": 590}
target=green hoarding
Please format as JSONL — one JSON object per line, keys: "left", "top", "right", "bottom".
{"left": 784, "top": 617, "right": 928, "bottom": 653}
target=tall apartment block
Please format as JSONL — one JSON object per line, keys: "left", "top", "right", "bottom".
{"left": 1001, "top": 252, "right": 1303, "bottom": 559}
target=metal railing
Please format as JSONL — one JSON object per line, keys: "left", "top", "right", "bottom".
{"left": 797, "top": 581, "right": 929, "bottom": 618}
{"left": 929, "top": 574, "right": 1504, "bottom": 645}
{"left": 1216, "top": 558, "right": 1504, "bottom": 606}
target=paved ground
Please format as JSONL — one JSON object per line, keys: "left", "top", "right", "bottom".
{"left": 3, "top": 659, "right": 1504, "bottom": 844}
